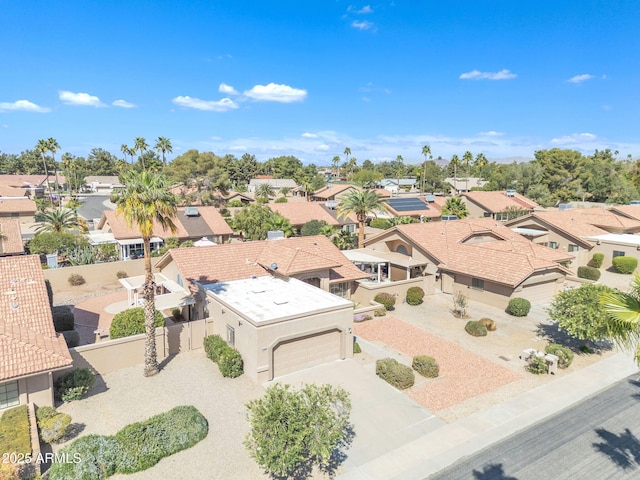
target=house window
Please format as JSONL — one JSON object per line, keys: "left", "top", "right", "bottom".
{"left": 226, "top": 325, "right": 235, "bottom": 347}
{"left": 549, "top": 242, "right": 559, "bottom": 249}
{"left": 568, "top": 244, "right": 579, "bottom": 252}
{"left": 0, "top": 381, "right": 19, "bottom": 410}
{"left": 613, "top": 250, "right": 626, "bottom": 258}
{"left": 395, "top": 245, "right": 409, "bottom": 255}
{"left": 11, "top": 212, "right": 19, "bottom": 218}
{"left": 471, "top": 278, "right": 484, "bottom": 290}
{"left": 330, "top": 282, "right": 350, "bottom": 298}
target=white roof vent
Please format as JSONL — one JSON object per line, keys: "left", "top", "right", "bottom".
{"left": 184, "top": 206, "right": 199, "bottom": 216}
{"left": 506, "top": 189, "right": 516, "bottom": 197}
{"left": 267, "top": 230, "right": 285, "bottom": 240}
{"left": 425, "top": 194, "right": 436, "bottom": 203}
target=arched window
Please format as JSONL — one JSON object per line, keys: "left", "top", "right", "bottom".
{"left": 396, "top": 245, "right": 408, "bottom": 255}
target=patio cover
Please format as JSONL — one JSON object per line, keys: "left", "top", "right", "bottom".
{"left": 194, "top": 237, "right": 216, "bottom": 247}
{"left": 343, "top": 248, "right": 427, "bottom": 268}
{"left": 119, "top": 273, "right": 195, "bottom": 311}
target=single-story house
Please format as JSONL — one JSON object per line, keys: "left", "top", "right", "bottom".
{"left": 247, "top": 178, "right": 298, "bottom": 193}
{"left": 445, "top": 177, "right": 487, "bottom": 195}
{"left": 311, "top": 184, "right": 360, "bottom": 202}
{"left": 84, "top": 176, "right": 123, "bottom": 193}
{"left": 0, "top": 255, "right": 72, "bottom": 410}
{"left": 0, "top": 219, "right": 24, "bottom": 256}
{"left": 0, "top": 174, "right": 66, "bottom": 195}
{"left": 0, "top": 198, "right": 37, "bottom": 223}
{"left": 382, "top": 195, "right": 446, "bottom": 221}
{"left": 93, "top": 206, "right": 233, "bottom": 259}
{"left": 360, "top": 218, "right": 572, "bottom": 308}
{"left": 506, "top": 207, "right": 640, "bottom": 269}
{"left": 268, "top": 201, "right": 357, "bottom": 234}
{"left": 0, "top": 183, "right": 31, "bottom": 199}
{"left": 461, "top": 190, "right": 539, "bottom": 221}
{"left": 205, "top": 276, "right": 354, "bottom": 382}
{"left": 169, "top": 185, "right": 255, "bottom": 206}
{"left": 377, "top": 178, "right": 417, "bottom": 194}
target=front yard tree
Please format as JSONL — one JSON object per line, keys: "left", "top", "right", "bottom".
{"left": 111, "top": 170, "right": 178, "bottom": 377}
{"left": 36, "top": 208, "right": 87, "bottom": 234}
{"left": 337, "top": 189, "right": 384, "bottom": 247}
{"left": 600, "top": 274, "right": 640, "bottom": 364}
{"left": 245, "top": 383, "right": 352, "bottom": 477}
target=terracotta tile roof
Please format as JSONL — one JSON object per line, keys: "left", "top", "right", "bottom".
{"left": 0, "top": 174, "right": 66, "bottom": 187}
{"left": 269, "top": 202, "right": 341, "bottom": 227}
{"left": 0, "top": 255, "right": 72, "bottom": 381}
{"left": 160, "top": 235, "right": 367, "bottom": 290}
{"left": 0, "top": 184, "right": 29, "bottom": 197}
{"left": 312, "top": 184, "right": 359, "bottom": 200}
{"left": 461, "top": 191, "right": 538, "bottom": 213}
{"left": 610, "top": 205, "right": 640, "bottom": 221}
{"left": 374, "top": 189, "right": 392, "bottom": 198}
{"left": 0, "top": 219, "right": 24, "bottom": 255}
{"left": 383, "top": 196, "right": 443, "bottom": 218}
{"left": 0, "top": 198, "right": 37, "bottom": 214}
{"left": 190, "top": 207, "right": 233, "bottom": 236}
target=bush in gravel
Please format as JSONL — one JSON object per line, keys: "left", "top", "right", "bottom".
{"left": 479, "top": 318, "right": 497, "bottom": 331}
{"left": 589, "top": 253, "right": 604, "bottom": 269}
{"left": 376, "top": 358, "right": 415, "bottom": 390}
{"left": 374, "top": 292, "right": 396, "bottom": 311}
{"left": 203, "top": 335, "right": 228, "bottom": 363}
{"left": 52, "top": 305, "right": 75, "bottom": 331}
{"left": 54, "top": 368, "right": 95, "bottom": 402}
{"left": 62, "top": 329, "right": 80, "bottom": 348}
{"left": 109, "top": 308, "right": 165, "bottom": 339}
{"left": 353, "top": 341, "right": 362, "bottom": 354}
{"left": 116, "top": 270, "right": 128, "bottom": 279}
{"left": 507, "top": 297, "right": 531, "bottom": 317}
{"left": 36, "top": 406, "right": 59, "bottom": 424}
{"left": 612, "top": 256, "right": 638, "bottom": 274}
{"left": 374, "top": 308, "right": 386, "bottom": 317}
{"left": 412, "top": 355, "right": 439, "bottom": 378}
{"left": 577, "top": 266, "right": 601, "bottom": 281}
{"left": 38, "top": 408, "right": 72, "bottom": 444}
{"left": 48, "top": 434, "right": 119, "bottom": 480}
{"left": 526, "top": 355, "right": 548, "bottom": 375}
{"left": 465, "top": 320, "right": 488, "bottom": 337}
{"left": 544, "top": 343, "right": 574, "bottom": 369}
{"left": 218, "top": 348, "right": 244, "bottom": 378}
{"left": 406, "top": 286, "right": 425, "bottom": 306}
{"left": 68, "top": 273, "right": 86, "bottom": 286}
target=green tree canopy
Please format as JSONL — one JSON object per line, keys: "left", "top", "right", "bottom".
{"left": 441, "top": 198, "right": 469, "bottom": 218}
{"left": 232, "top": 204, "right": 282, "bottom": 240}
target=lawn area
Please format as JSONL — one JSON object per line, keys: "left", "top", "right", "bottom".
{"left": 0, "top": 405, "right": 31, "bottom": 455}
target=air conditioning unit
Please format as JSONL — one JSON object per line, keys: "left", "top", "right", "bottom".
{"left": 184, "top": 206, "right": 199, "bottom": 216}
{"left": 425, "top": 194, "right": 436, "bottom": 203}
{"left": 558, "top": 203, "right": 572, "bottom": 211}
{"left": 506, "top": 189, "right": 516, "bottom": 197}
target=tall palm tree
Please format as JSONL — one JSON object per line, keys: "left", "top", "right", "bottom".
{"left": 421, "top": 145, "right": 432, "bottom": 194}
{"left": 331, "top": 156, "right": 340, "bottom": 179}
{"left": 61, "top": 153, "right": 78, "bottom": 197}
{"left": 134, "top": 137, "right": 149, "bottom": 170}
{"left": 121, "top": 144, "right": 131, "bottom": 162}
{"left": 343, "top": 147, "right": 351, "bottom": 173}
{"left": 35, "top": 139, "right": 53, "bottom": 208}
{"left": 337, "top": 189, "right": 384, "bottom": 247}
{"left": 600, "top": 274, "right": 640, "bottom": 364}
{"left": 35, "top": 208, "right": 86, "bottom": 233}
{"left": 155, "top": 136, "right": 172, "bottom": 166}
{"left": 111, "top": 170, "right": 178, "bottom": 377}
{"left": 462, "top": 151, "right": 473, "bottom": 192}
{"left": 47, "top": 138, "right": 61, "bottom": 205}
{"left": 474, "top": 153, "right": 488, "bottom": 180}
{"left": 451, "top": 154, "right": 460, "bottom": 182}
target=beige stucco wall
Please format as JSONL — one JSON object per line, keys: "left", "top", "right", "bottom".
{"left": 463, "top": 199, "right": 490, "bottom": 219}
{"left": 592, "top": 242, "right": 640, "bottom": 270}
{"left": 352, "top": 276, "right": 434, "bottom": 307}
{"left": 12, "top": 372, "right": 56, "bottom": 408}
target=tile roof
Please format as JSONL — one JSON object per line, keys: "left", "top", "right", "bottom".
{"left": 609, "top": 205, "right": 640, "bottom": 222}
{"left": 269, "top": 202, "right": 341, "bottom": 227}
{"left": 383, "top": 196, "right": 444, "bottom": 218}
{"left": 0, "top": 255, "right": 72, "bottom": 381}
{"left": 0, "top": 198, "right": 37, "bottom": 214}
{"left": 0, "top": 184, "right": 29, "bottom": 197}
{"left": 461, "top": 191, "right": 538, "bottom": 213}
{"left": 312, "top": 184, "right": 359, "bottom": 199}
{"left": 0, "top": 219, "right": 24, "bottom": 255}
{"left": 0, "top": 174, "right": 66, "bottom": 187}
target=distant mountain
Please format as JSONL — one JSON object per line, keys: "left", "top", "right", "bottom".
{"left": 488, "top": 156, "right": 534, "bottom": 164}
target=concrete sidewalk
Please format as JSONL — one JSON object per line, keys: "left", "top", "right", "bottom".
{"left": 338, "top": 351, "right": 638, "bottom": 480}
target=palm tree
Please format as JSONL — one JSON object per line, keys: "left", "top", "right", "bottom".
{"left": 421, "top": 145, "right": 432, "bottom": 194}
{"left": 255, "top": 183, "right": 275, "bottom": 200}
{"left": 343, "top": 147, "right": 351, "bottom": 174}
{"left": 600, "top": 274, "right": 640, "bottom": 364}
{"left": 265, "top": 214, "right": 294, "bottom": 237}
{"left": 331, "top": 156, "right": 340, "bottom": 179}
{"left": 337, "top": 189, "right": 385, "bottom": 247}
{"left": 320, "top": 224, "right": 337, "bottom": 238}
{"left": 35, "top": 208, "right": 86, "bottom": 233}
{"left": 279, "top": 187, "right": 291, "bottom": 198}
{"left": 47, "top": 138, "right": 61, "bottom": 204}
{"left": 111, "top": 170, "right": 178, "bottom": 377}
{"left": 441, "top": 197, "right": 469, "bottom": 219}
{"left": 35, "top": 139, "right": 53, "bottom": 208}
{"left": 155, "top": 137, "right": 172, "bottom": 166}
{"left": 134, "top": 137, "right": 149, "bottom": 170}
{"left": 61, "top": 153, "right": 78, "bottom": 197}
{"left": 474, "top": 153, "right": 488, "bottom": 180}
{"left": 451, "top": 154, "right": 460, "bottom": 181}
{"left": 462, "top": 151, "right": 473, "bottom": 192}
{"left": 332, "top": 229, "right": 355, "bottom": 250}
{"left": 121, "top": 144, "right": 131, "bottom": 162}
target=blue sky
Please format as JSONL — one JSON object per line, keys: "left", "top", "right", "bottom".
{"left": 1, "top": 1, "right": 639, "bottom": 165}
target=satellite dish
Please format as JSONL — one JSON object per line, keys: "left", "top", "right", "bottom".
{"left": 270, "top": 262, "right": 278, "bottom": 271}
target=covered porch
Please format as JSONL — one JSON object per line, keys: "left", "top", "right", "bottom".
{"left": 118, "top": 272, "right": 195, "bottom": 311}
{"left": 342, "top": 248, "right": 429, "bottom": 284}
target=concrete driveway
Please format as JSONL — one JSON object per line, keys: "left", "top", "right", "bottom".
{"left": 268, "top": 358, "right": 445, "bottom": 469}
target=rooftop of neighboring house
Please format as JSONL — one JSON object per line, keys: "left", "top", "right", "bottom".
{"left": 312, "top": 184, "right": 359, "bottom": 200}
{"left": 268, "top": 201, "right": 343, "bottom": 227}
{"left": 383, "top": 195, "right": 446, "bottom": 219}
{"left": 461, "top": 190, "right": 539, "bottom": 213}
{"left": 84, "top": 176, "right": 121, "bottom": 185}
{"left": 248, "top": 178, "right": 298, "bottom": 188}
{"left": 365, "top": 217, "right": 572, "bottom": 287}
{"left": 0, "top": 183, "right": 30, "bottom": 198}
{"left": 0, "top": 255, "right": 72, "bottom": 382}
{"left": 0, "top": 174, "right": 66, "bottom": 187}
{"left": 0, "top": 198, "right": 37, "bottom": 214}
{"left": 378, "top": 178, "right": 417, "bottom": 187}
{"left": 157, "top": 235, "right": 368, "bottom": 292}
{"left": 445, "top": 177, "right": 488, "bottom": 191}
{"left": 97, "top": 206, "right": 233, "bottom": 240}
{"left": 609, "top": 204, "right": 640, "bottom": 221}
{"left": 0, "top": 219, "right": 24, "bottom": 255}
{"left": 168, "top": 185, "right": 254, "bottom": 204}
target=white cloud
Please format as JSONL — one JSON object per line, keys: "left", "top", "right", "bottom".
{"left": 551, "top": 132, "right": 597, "bottom": 145}
{"left": 302, "top": 132, "right": 318, "bottom": 138}
{"left": 172, "top": 96, "right": 238, "bottom": 112}
{"left": 352, "top": 20, "right": 375, "bottom": 31}
{"left": 567, "top": 74, "right": 594, "bottom": 84}
{"left": 315, "top": 144, "right": 330, "bottom": 151}
{"left": 229, "top": 145, "right": 247, "bottom": 151}
{"left": 219, "top": 83, "right": 239, "bottom": 95}
{"left": 358, "top": 5, "right": 373, "bottom": 13}
{"left": 0, "top": 99, "right": 50, "bottom": 113}
{"left": 479, "top": 131, "right": 504, "bottom": 137}
{"left": 243, "top": 83, "right": 307, "bottom": 103}
{"left": 459, "top": 69, "right": 517, "bottom": 80}
{"left": 59, "top": 90, "right": 105, "bottom": 107}
{"left": 112, "top": 99, "right": 136, "bottom": 108}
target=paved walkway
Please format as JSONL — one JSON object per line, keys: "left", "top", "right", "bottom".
{"left": 338, "top": 351, "right": 639, "bottom": 480}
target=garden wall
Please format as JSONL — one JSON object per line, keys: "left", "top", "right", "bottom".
{"left": 352, "top": 277, "right": 432, "bottom": 307}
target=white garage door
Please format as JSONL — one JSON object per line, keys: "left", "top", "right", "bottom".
{"left": 273, "top": 330, "right": 341, "bottom": 378}
{"left": 517, "top": 280, "right": 557, "bottom": 305}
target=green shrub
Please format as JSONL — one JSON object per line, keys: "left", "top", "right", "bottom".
{"left": 374, "top": 292, "right": 396, "bottom": 311}
{"left": 68, "top": 273, "right": 86, "bottom": 286}
{"left": 45, "top": 279, "right": 54, "bottom": 307}
{"left": 374, "top": 308, "right": 386, "bottom": 317}
{"left": 52, "top": 305, "right": 75, "bottom": 331}
{"left": 39, "top": 412, "right": 72, "bottom": 443}
{"left": 412, "top": 355, "right": 439, "bottom": 378}
{"left": 48, "top": 434, "right": 119, "bottom": 480}
{"left": 274, "top": 197, "right": 287, "bottom": 203}
{"left": 116, "top": 270, "right": 128, "bottom": 279}
{"left": 218, "top": 348, "right": 244, "bottom": 378}
{"left": 36, "top": 406, "right": 58, "bottom": 424}
{"left": 62, "top": 329, "right": 80, "bottom": 348}
{"left": 219, "top": 207, "right": 230, "bottom": 216}
{"left": 369, "top": 218, "right": 391, "bottom": 229}
{"left": 465, "top": 320, "right": 488, "bottom": 337}
{"left": 406, "top": 286, "right": 425, "bottom": 306}
{"left": 171, "top": 308, "right": 184, "bottom": 321}
{"left": 612, "top": 256, "right": 638, "bottom": 274}
{"left": 203, "top": 335, "right": 228, "bottom": 363}
{"left": 544, "top": 343, "right": 574, "bottom": 369}
{"left": 353, "top": 341, "right": 362, "bottom": 354}
{"left": 300, "top": 219, "right": 328, "bottom": 236}
{"left": 577, "top": 266, "right": 601, "bottom": 281}
{"left": 54, "top": 368, "right": 95, "bottom": 402}
{"left": 109, "top": 308, "right": 165, "bottom": 339}
{"left": 0, "top": 405, "right": 30, "bottom": 456}
{"left": 580, "top": 344, "right": 595, "bottom": 354}
{"left": 508, "top": 297, "right": 531, "bottom": 317}
{"left": 228, "top": 199, "right": 243, "bottom": 208}
{"left": 590, "top": 253, "right": 604, "bottom": 268}
{"left": 526, "top": 355, "right": 548, "bottom": 375}
{"left": 479, "top": 317, "right": 497, "bottom": 331}
{"left": 376, "top": 358, "right": 415, "bottom": 390}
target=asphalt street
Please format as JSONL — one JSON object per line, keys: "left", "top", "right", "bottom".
{"left": 430, "top": 374, "right": 640, "bottom": 480}
{"left": 76, "top": 195, "right": 114, "bottom": 221}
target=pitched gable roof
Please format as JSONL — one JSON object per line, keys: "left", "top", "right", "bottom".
{"left": 0, "top": 198, "right": 37, "bottom": 214}
{"left": 461, "top": 191, "right": 538, "bottom": 213}
{"left": 269, "top": 202, "right": 341, "bottom": 227}
{"left": 312, "top": 184, "right": 359, "bottom": 200}
{"left": 0, "top": 255, "right": 72, "bottom": 381}
{"left": 0, "top": 219, "right": 24, "bottom": 255}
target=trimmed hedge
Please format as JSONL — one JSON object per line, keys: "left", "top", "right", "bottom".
{"left": 203, "top": 335, "right": 228, "bottom": 363}
{"left": 412, "top": 355, "right": 439, "bottom": 378}
{"left": 374, "top": 292, "right": 396, "bottom": 311}
{"left": 376, "top": 358, "right": 415, "bottom": 390}
{"left": 37, "top": 406, "right": 71, "bottom": 444}
{"left": 406, "top": 286, "right": 425, "bottom": 306}
{"left": 48, "top": 406, "right": 208, "bottom": 480}
{"left": 612, "top": 256, "right": 638, "bottom": 274}
{"left": 62, "top": 329, "right": 80, "bottom": 348}
{"left": 465, "top": 321, "right": 488, "bottom": 337}
{"left": 577, "top": 265, "right": 601, "bottom": 281}
{"left": 508, "top": 297, "right": 531, "bottom": 317}
{"left": 54, "top": 368, "right": 95, "bottom": 402}
{"left": 590, "top": 253, "right": 604, "bottom": 268}
{"left": 203, "top": 335, "right": 244, "bottom": 378}
{"left": 479, "top": 318, "right": 497, "bottom": 331}
{"left": 52, "top": 305, "right": 75, "bottom": 332}
{"left": 544, "top": 343, "right": 574, "bottom": 369}
{"left": 110, "top": 308, "right": 165, "bottom": 339}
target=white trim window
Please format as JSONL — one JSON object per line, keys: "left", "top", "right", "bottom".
{"left": 330, "top": 282, "right": 350, "bottom": 299}
{"left": 0, "top": 381, "right": 19, "bottom": 410}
